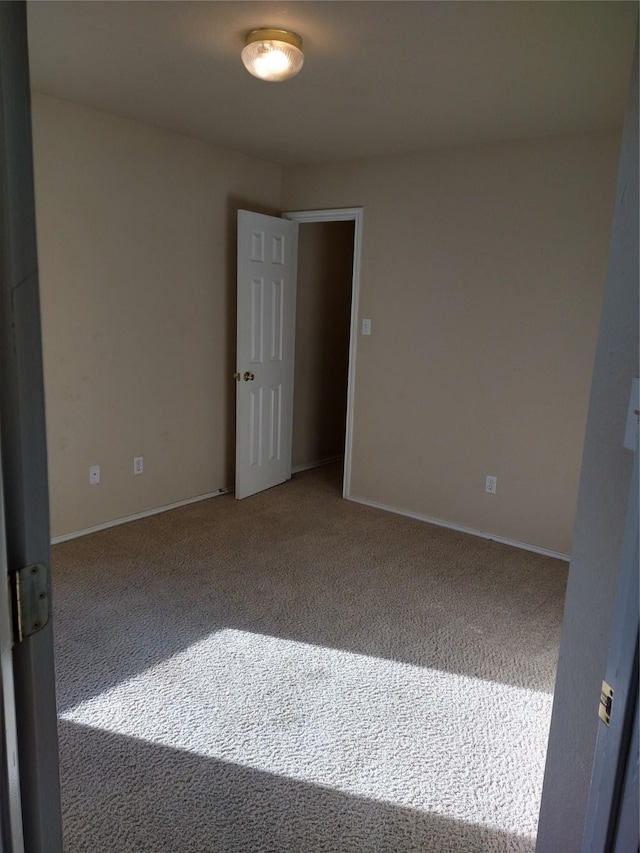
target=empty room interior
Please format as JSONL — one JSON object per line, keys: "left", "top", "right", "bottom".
{"left": 23, "top": 2, "right": 638, "bottom": 852}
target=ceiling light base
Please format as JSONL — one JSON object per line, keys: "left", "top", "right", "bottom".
{"left": 241, "top": 28, "right": 304, "bottom": 82}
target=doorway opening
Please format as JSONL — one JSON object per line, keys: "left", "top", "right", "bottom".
{"left": 285, "top": 208, "right": 363, "bottom": 499}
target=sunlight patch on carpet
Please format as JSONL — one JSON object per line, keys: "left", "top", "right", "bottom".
{"left": 60, "top": 628, "right": 551, "bottom": 839}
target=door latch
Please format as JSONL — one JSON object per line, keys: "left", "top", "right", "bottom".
{"left": 598, "top": 680, "right": 614, "bottom": 726}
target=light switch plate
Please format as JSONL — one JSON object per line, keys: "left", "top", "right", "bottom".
{"left": 362, "top": 318, "right": 372, "bottom": 336}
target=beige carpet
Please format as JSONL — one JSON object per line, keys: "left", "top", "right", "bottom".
{"left": 52, "top": 463, "right": 567, "bottom": 852}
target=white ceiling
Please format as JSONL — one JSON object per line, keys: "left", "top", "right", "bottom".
{"left": 26, "top": 1, "right": 636, "bottom": 166}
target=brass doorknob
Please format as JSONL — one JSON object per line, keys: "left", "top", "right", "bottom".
{"left": 243, "top": 371, "right": 255, "bottom": 381}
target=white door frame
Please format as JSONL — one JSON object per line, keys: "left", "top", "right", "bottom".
{"left": 582, "top": 447, "right": 639, "bottom": 851}
{"left": 1, "top": 3, "right": 63, "bottom": 850}
{"left": 283, "top": 208, "right": 363, "bottom": 500}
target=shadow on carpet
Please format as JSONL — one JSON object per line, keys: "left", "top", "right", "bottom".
{"left": 53, "top": 464, "right": 566, "bottom": 852}
{"left": 60, "top": 720, "right": 534, "bottom": 853}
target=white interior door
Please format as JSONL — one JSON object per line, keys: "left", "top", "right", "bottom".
{"left": 236, "top": 210, "right": 298, "bottom": 500}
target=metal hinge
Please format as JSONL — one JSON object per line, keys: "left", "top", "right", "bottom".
{"left": 598, "top": 680, "right": 614, "bottom": 726}
{"left": 9, "top": 563, "right": 49, "bottom": 643}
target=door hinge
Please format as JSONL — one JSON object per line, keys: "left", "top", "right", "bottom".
{"left": 598, "top": 680, "right": 614, "bottom": 726}
{"left": 9, "top": 563, "right": 49, "bottom": 643}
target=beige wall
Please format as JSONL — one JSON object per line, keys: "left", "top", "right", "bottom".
{"left": 293, "top": 221, "right": 353, "bottom": 469}
{"left": 32, "top": 93, "right": 282, "bottom": 537}
{"left": 33, "top": 93, "right": 619, "bottom": 553}
{"left": 282, "top": 131, "right": 620, "bottom": 555}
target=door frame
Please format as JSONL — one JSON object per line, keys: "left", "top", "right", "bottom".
{"left": 283, "top": 208, "right": 363, "bottom": 500}
{"left": 0, "top": 438, "right": 24, "bottom": 852}
{"left": 0, "top": 2, "right": 63, "bottom": 850}
{"left": 582, "top": 447, "right": 639, "bottom": 851}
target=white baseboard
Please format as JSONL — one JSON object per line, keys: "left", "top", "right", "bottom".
{"left": 347, "top": 495, "right": 570, "bottom": 562}
{"left": 292, "top": 455, "right": 344, "bottom": 475}
{"left": 51, "top": 477, "right": 569, "bottom": 562}
{"left": 51, "top": 457, "right": 343, "bottom": 544}
{"left": 50, "top": 488, "right": 230, "bottom": 545}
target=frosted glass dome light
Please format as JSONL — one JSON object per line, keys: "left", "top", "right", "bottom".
{"left": 241, "top": 29, "right": 304, "bottom": 82}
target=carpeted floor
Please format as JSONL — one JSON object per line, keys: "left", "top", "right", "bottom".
{"left": 52, "top": 463, "right": 567, "bottom": 853}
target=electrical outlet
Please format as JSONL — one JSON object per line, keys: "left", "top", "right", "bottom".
{"left": 485, "top": 475, "right": 497, "bottom": 495}
{"left": 89, "top": 465, "right": 100, "bottom": 485}
{"left": 133, "top": 456, "right": 144, "bottom": 475}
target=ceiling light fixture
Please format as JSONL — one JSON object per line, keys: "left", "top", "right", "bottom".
{"left": 241, "top": 29, "right": 304, "bottom": 82}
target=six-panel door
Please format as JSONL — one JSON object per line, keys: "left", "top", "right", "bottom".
{"left": 236, "top": 210, "right": 298, "bottom": 499}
